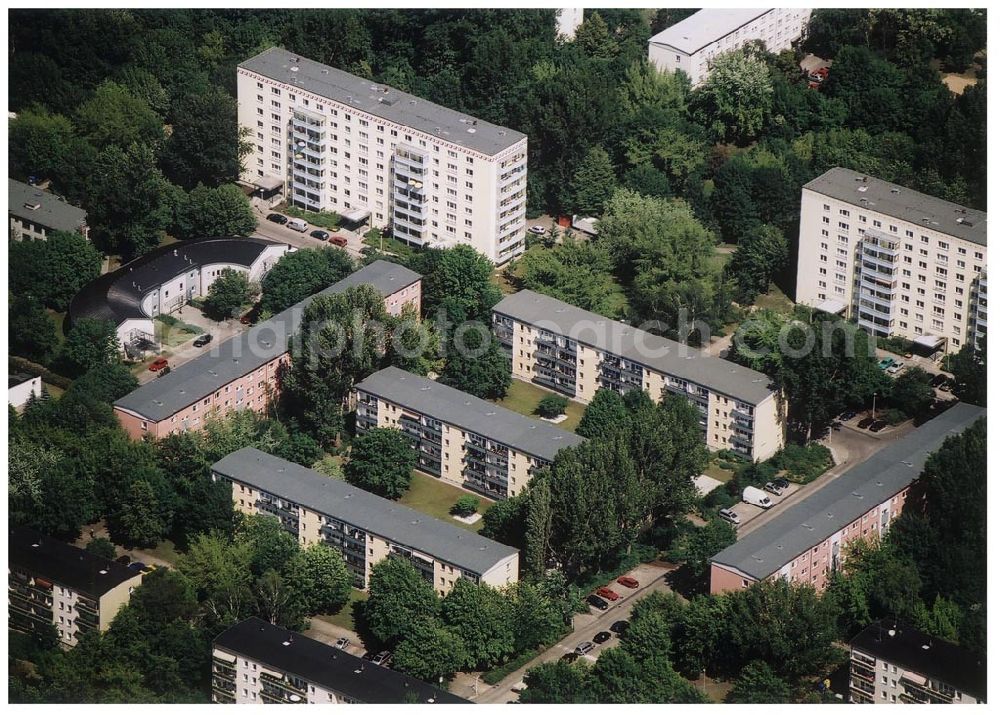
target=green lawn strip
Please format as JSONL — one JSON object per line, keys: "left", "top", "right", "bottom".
{"left": 362, "top": 232, "right": 415, "bottom": 258}
{"left": 753, "top": 283, "right": 795, "bottom": 314}
{"left": 314, "top": 589, "right": 368, "bottom": 632}
{"left": 398, "top": 471, "right": 492, "bottom": 533}
{"left": 283, "top": 205, "right": 342, "bottom": 230}
{"left": 497, "top": 379, "right": 584, "bottom": 433}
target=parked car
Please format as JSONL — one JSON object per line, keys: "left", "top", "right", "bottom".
{"left": 838, "top": 409, "right": 858, "bottom": 421}
{"left": 310, "top": 229, "right": 330, "bottom": 241}
{"left": 560, "top": 653, "right": 578, "bottom": 663}
{"left": 593, "top": 631, "right": 612, "bottom": 644}
{"left": 115, "top": 555, "right": 131, "bottom": 565}
{"left": 511, "top": 680, "right": 528, "bottom": 693}
{"left": 193, "top": 334, "right": 212, "bottom": 347}
{"left": 148, "top": 357, "right": 168, "bottom": 372}
{"left": 772, "top": 478, "right": 790, "bottom": 491}
{"left": 742, "top": 486, "right": 773, "bottom": 509}
{"left": 127, "top": 561, "right": 148, "bottom": 572}
{"left": 528, "top": 225, "right": 546, "bottom": 235}
{"left": 329, "top": 235, "right": 349, "bottom": 247}
{"left": 586, "top": 594, "right": 609, "bottom": 611}
{"left": 266, "top": 213, "right": 288, "bottom": 225}
{"left": 595, "top": 586, "right": 620, "bottom": 602}
{"left": 869, "top": 420, "right": 888, "bottom": 433}
{"left": 831, "top": 421, "right": 843, "bottom": 431}
{"left": 858, "top": 416, "right": 875, "bottom": 429}
{"left": 616, "top": 575, "right": 639, "bottom": 589}
{"left": 370, "top": 650, "right": 392, "bottom": 667}
{"left": 930, "top": 373, "right": 949, "bottom": 388}
{"left": 286, "top": 218, "right": 309, "bottom": 232}
{"left": 718, "top": 508, "right": 741, "bottom": 525}
{"left": 240, "top": 312, "right": 253, "bottom": 325}
{"left": 940, "top": 379, "right": 955, "bottom": 393}
{"left": 333, "top": 637, "right": 350, "bottom": 650}
{"left": 887, "top": 361, "right": 904, "bottom": 375}
{"left": 878, "top": 357, "right": 895, "bottom": 370}
{"left": 610, "top": 620, "right": 629, "bottom": 636}
{"left": 764, "top": 481, "right": 786, "bottom": 496}
{"left": 573, "top": 641, "right": 596, "bottom": 656}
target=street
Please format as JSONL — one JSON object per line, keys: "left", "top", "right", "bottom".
{"left": 250, "top": 206, "right": 368, "bottom": 260}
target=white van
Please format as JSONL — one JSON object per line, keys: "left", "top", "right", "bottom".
{"left": 286, "top": 218, "right": 309, "bottom": 232}
{"left": 742, "top": 486, "right": 773, "bottom": 509}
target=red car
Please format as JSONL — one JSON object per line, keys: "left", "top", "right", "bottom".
{"left": 595, "top": 587, "right": 620, "bottom": 602}
{"left": 329, "top": 235, "right": 348, "bottom": 247}
{"left": 616, "top": 576, "right": 640, "bottom": 589}
{"left": 148, "top": 357, "right": 169, "bottom": 372}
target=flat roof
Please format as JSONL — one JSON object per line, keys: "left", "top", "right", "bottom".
{"left": 851, "top": 617, "right": 986, "bottom": 700}
{"left": 493, "top": 290, "right": 777, "bottom": 405}
{"left": 214, "top": 618, "right": 467, "bottom": 703}
{"left": 804, "top": 167, "right": 987, "bottom": 246}
{"left": 711, "top": 402, "right": 986, "bottom": 580}
{"left": 240, "top": 47, "right": 525, "bottom": 156}
{"left": 9, "top": 526, "right": 138, "bottom": 598}
{"left": 354, "top": 367, "right": 585, "bottom": 461}
{"left": 9, "top": 178, "right": 87, "bottom": 233}
{"left": 648, "top": 8, "right": 770, "bottom": 55}
{"left": 113, "top": 260, "right": 420, "bottom": 422}
{"left": 211, "top": 448, "right": 518, "bottom": 576}
{"left": 69, "top": 237, "right": 283, "bottom": 327}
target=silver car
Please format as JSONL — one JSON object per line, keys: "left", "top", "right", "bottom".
{"left": 574, "top": 641, "right": 595, "bottom": 656}
{"left": 334, "top": 637, "right": 350, "bottom": 650}
{"left": 719, "top": 508, "right": 741, "bottom": 525}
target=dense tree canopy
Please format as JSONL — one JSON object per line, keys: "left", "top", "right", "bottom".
{"left": 260, "top": 247, "right": 356, "bottom": 314}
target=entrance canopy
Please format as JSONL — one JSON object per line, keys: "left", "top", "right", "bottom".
{"left": 341, "top": 208, "right": 371, "bottom": 230}
{"left": 814, "top": 299, "right": 848, "bottom": 316}
{"left": 914, "top": 334, "right": 945, "bottom": 349}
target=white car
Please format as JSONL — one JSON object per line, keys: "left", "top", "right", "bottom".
{"left": 528, "top": 225, "right": 546, "bottom": 235}
{"left": 887, "top": 361, "right": 905, "bottom": 375}
{"left": 334, "top": 637, "right": 350, "bottom": 650}
{"left": 719, "top": 508, "right": 741, "bottom": 525}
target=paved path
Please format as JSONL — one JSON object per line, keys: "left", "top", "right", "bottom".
{"left": 304, "top": 617, "right": 366, "bottom": 659}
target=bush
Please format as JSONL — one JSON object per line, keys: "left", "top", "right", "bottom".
{"left": 451, "top": 495, "right": 481, "bottom": 517}
{"left": 85, "top": 537, "right": 117, "bottom": 560}
{"left": 536, "top": 394, "right": 569, "bottom": 418}
{"left": 8, "top": 356, "right": 72, "bottom": 390}
{"left": 877, "top": 335, "right": 916, "bottom": 357}
{"left": 700, "top": 484, "right": 739, "bottom": 520}
{"left": 769, "top": 443, "right": 833, "bottom": 484}
{"left": 284, "top": 205, "right": 341, "bottom": 230}
{"left": 881, "top": 408, "right": 908, "bottom": 425}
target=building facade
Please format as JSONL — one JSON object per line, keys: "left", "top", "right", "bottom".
{"left": 213, "top": 618, "right": 467, "bottom": 704}
{"left": 212, "top": 448, "right": 519, "bottom": 595}
{"left": 9, "top": 178, "right": 89, "bottom": 241}
{"left": 796, "top": 168, "right": 988, "bottom": 353}
{"left": 648, "top": 8, "right": 811, "bottom": 87}
{"left": 113, "top": 261, "right": 421, "bottom": 440}
{"left": 493, "top": 290, "right": 784, "bottom": 461}
{"left": 849, "top": 619, "right": 985, "bottom": 704}
{"left": 237, "top": 48, "right": 528, "bottom": 265}
{"left": 709, "top": 403, "right": 985, "bottom": 594}
{"left": 8, "top": 526, "right": 143, "bottom": 648}
{"left": 354, "top": 367, "right": 585, "bottom": 499}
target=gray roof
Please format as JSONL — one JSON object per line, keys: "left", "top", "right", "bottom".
{"left": 240, "top": 47, "right": 525, "bottom": 156}
{"left": 804, "top": 168, "right": 987, "bottom": 247}
{"left": 711, "top": 402, "right": 986, "bottom": 580}
{"left": 493, "top": 290, "right": 777, "bottom": 405}
{"left": 212, "top": 448, "right": 519, "bottom": 576}
{"left": 113, "top": 260, "right": 420, "bottom": 421}
{"left": 354, "top": 367, "right": 586, "bottom": 462}
{"left": 648, "top": 8, "right": 770, "bottom": 55}
{"left": 9, "top": 178, "right": 87, "bottom": 233}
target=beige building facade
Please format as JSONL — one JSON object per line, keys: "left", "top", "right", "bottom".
{"left": 796, "top": 168, "right": 987, "bottom": 353}
{"left": 237, "top": 48, "right": 528, "bottom": 265}
{"left": 494, "top": 290, "right": 784, "bottom": 461}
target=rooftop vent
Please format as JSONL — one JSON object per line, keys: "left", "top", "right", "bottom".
{"left": 23, "top": 202, "right": 41, "bottom": 211}
{"left": 857, "top": 186, "right": 868, "bottom": 193}
{"left": 99, "top": 569, "right": 108, "bottom": 575}
{"left": 467, "top": 127, "right": 476, "bottom": 134}
{"left": 891, "top": 188, "right": 900, "bottom": 194}
{"left": 321, "top": 69, "right": 329, "bottom": 75}
{"left": 290, "top": 66, "right": 299, "bottom": 72}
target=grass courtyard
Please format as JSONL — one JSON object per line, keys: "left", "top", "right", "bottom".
{"left": 398, "top": 471, "right": 492, "bottom": 533}
{"left": 315, "top": 588, "right": 368, "bottom": 632}
{"left": 497, "top": 378, "right": 585, "bottom": 433}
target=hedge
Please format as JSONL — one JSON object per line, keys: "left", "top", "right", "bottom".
{"left": 9, "top": 356, "right": 72, "bottom": 390}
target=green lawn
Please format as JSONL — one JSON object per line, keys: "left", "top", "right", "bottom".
{"left": 154, "top": 315, "right": 201, "bottom": 346}
{"left": 138, "top": 539, "right": 181, "bottom": 567}
{"left": 45, "top": 310, "right": 67, "bottom": 345}
{"left": 362, "top": 232, "right": 415, "bottom": 258}
{"left": 284, "top": 205, "right": 342, "bottom": 230}
{"left": 398, "top": 471, "right": 492, "bottom": 533}
{"left": 314, "top": 588, "right": 368, "bottom": 632}
{"left": 703, "top": 460, "right": 736, "bottom": 483}
{"left": 42, "top": 382, "right": 65, "bottom": 399}
{"left": 497, "top": 379, "right": 585, "bottom": 433}
{"left": 754, "top": 283, "right": 795, "bottom": 314}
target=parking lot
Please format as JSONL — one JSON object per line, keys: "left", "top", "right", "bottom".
{"left": 728, "top": 481, "right": 803, "bottom": 525}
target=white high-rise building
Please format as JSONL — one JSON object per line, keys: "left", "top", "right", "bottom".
{"left": 648, "top": 8, "right": 811, "bottom": 87}
{"left": 237, "top": 48, "right": 528, "bottom": 265}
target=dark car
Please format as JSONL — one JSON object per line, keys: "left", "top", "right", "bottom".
{"left": 593, "top": 631, "right": 612, "bottom": 644}
{"left": 610, "top": 620, "right": 629, "bottom": 636}
{"left": 838, "top": 409, "right": 857, "bottom": 421}
{"left": 858, "top": 416, "right": 875, "bottom": 429}
{"left": 930, "top": 373, "right": 949, "bottom": 388}
{"left": 869, "top": 420, "right": 888, "bottom": 433}
{"left": 772, "top": 478, "right": 790, "bottom": 491}
{"left": 128, "top": 561, "right": 148, "bottom": 572}
{"left": 586, "top": 594, "right": 609, "bottom": 611}
{"left": 560, "top": 653, "right": 579, "bottom": 663}
{"left": 193, "top": 334, "right": 212, "bottom": 347}
{"left": 115, "top": 555, "right": 131, "bottom": 565}
{"left": 939, "top": 379, "right": 955, "bottom": 393}
{"left": 266, "top": 213, "right": 288, "bottom": 225}
{"left": 310, "top": 229, "right": 330, "bottom": 241}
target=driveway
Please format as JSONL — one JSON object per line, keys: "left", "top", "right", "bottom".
{"left": 135, "top": 310, "right": 248, "bottom": 385}
{"left": 251, "top": 205, "right": 367, "bottom": 260}
{"left": 304, "top": 617, "right": 366, "bottom": 659}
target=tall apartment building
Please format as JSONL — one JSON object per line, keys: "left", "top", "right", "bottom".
{"left": 354, "top": 367, "right": 585, "bottom": 499}
{"left": 237, "top": 47, "right": 528, "bottom": 264}
{"left": 9, "top": 178, "right": 89, "bottom": 241}
{"left": 213, "top": 617, "right": 467, "bottom": 704}
{"left": 9, "top": 526, "right": 143, "bottom": 648}
{"left": 113, "top": 260, "right": 420, "bottom": 440}
{"left": 493, "top": 290, "right": 784, "bottom": 461}
{"left": 212, "top": 448, "right": 519, "bottom": 594}
{"left": 849, "top": 618, "right": 985, "bottom": 704}
{"left": 796, "top": 168, "right": 988, "bottom": 353}
{"left": 648, "top": 8, "right": 811, "bottom": 87}
{"left": 709, "top": 402, "right": 985, "bottom": 594}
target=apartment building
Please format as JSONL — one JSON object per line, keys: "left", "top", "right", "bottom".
{"left": 353, "top": 367, "right": 585, "bottom": 499}
{"left": 493, "top": 290, "right": 784, "bottom": 461}
{"left": 237, "top": 47, "right": 528, "bottom": 264}
{"left": 213, "top": 617, "right": 467, "bottom": 704}
{"left": 113, "top": 260, "right": 420, "bottom": 440}
{"left": 849, "top": 618, "right": 985, "bottom": 704}
{"left": 709, "top": 402, "right": 985, "bottom": 594}
{"left": 9, "top": 178, "right": 89, "bottom": 241}
{"left": 69, "top": 237, "right": 290, "bottom": 352}
{"left": 211, "top": 448, "right": 519, "bottom": 594}
{"left": 8, "top": 372, "right": 42, "bottom": 410}
{"left": 648, "top": 8, "right": 811, "bottom": 87}
{"left": 8, "top": 526, "right": 143, "bottom": 648}
{"left": 796, "top": 167, "right": 988, "bottom": 352}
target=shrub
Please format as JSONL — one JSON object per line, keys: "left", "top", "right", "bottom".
{"left": 769, "top": 443, "right": 833, "bottom": 484}
{"left": 536, "top": 394, "right": 569, "bottom": 418}
{"left": 451, "top": 495, "right": 481, "bottom": 517}
{"left": 881, "top": 408, "right": 908, "bottom": 425}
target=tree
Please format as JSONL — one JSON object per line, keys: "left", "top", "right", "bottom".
{"left": 8, "top": 108, "right": 78, "bottom": 184}
{"left": 178, "top": 531, "right": 253, "bottom": 624}
{"left": 676, "top": 519, "right": 737, "bottom": 583}
{"left": 695, "top": 49, "right": 774, "bottom": 144}
{"left": 726, "top": 660, "right": 791, "bottom": 703}
{"left": 948, "top": 339, "right": 986, "bottom": 406}
{"left": 344, "top": 428, "right": 416, "bottom": 499}
{"left": 590, "top": 648, "right": 706, "bottom": 703}
{"left": 363, "top": 558, "right": 440, "bottom": 645}
{"left": 440, "top": 579, "right": 515, "bottom": 669}
{"left": 85, "top": 537, "right": 118, "bottom": 560}
{"left": 10, "top": 230, "right": 102, "bottom": 311}
{"left": 235, "top": 514, "right": 300, "bottom": 576}
{"left": 574, "top": 12, "right": 617, "bottom": 60}
{"left": 450, "top": 495, "right": 480, "bottom": 518}
{"left": 569, "top": 146, "right": 617, "bottom": 216}
{"left": 10, "top": 435, "right": 65, "bottom": 529}
{"left": 67, "top": 364, "right": 139, "bottom": 403}
{"left": 479, "top": 491, "right": 528, "bottom": 549}
{"left": 255, "top": 569, "right": 304, "bottom": 629}
{"left": 890, "top": 367, "right": 935, "bottom": 416}
{"left": 521, "top": 661, "right": 594, "bottom": 703}
{"left": 410, "top": 244, "right": 501, "bottom": 321}
{"left": 204, "top": 268, "right": 254, "bottom": 320}
{"left": 393, "top": 616, "right": 468, "bottom": 682}
{"left": 283, "top": 543, "right": 353, "bottom": 615}
{"left": 535, "top": 394, "right": 568, "bottom": 418}
{"left": 727, "top": 223, "right": 789, "bottom": 303}
{"left": 438, "top": 332, "right": 511, "bottom": 400}
{"left": 117, "top": 479, "right": 168, "bottom": 548}
{"left": 175, "top": 184, "right": 255, "bottom": 239}
{"left": 259, "top": 247, "right": 356, "bottom": 314}
{"left": 576, "top": 388, "right": 628, "bottom": 439}
{"left": 162, "top": 85, "right": 250, "bottom": 189}
{"left": 9, "top": 295, "right": 59, "bottom": 365}
{"left": 56, "top": 318, "right": 119, "bottom": 378}
{"left": 272, "top": 425, "right": 323, "bottom": 467}
{"left": 74, "top": 80, "right": 163, "bottom": 150}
